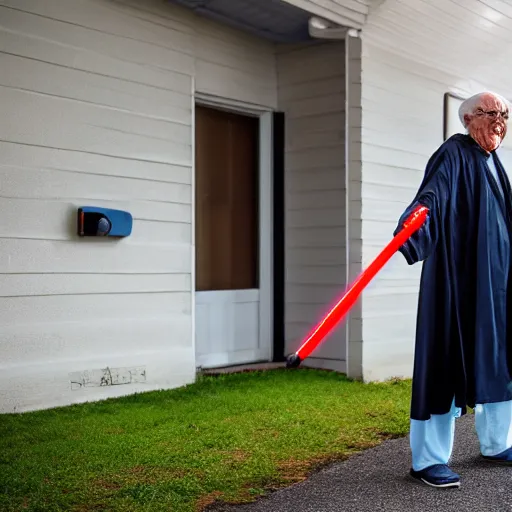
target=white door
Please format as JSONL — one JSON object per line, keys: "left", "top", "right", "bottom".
{"left": 194, "top": 104, "right": 269, "bottom": 368}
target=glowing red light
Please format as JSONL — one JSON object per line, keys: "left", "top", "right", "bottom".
{"left": 287, "top": 205, "right": 429, "bottom": 366}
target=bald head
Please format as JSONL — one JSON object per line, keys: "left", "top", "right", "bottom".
{"left": 458, "top": 91, "right": 509, "bottom": 152}
{"left": 459, "top": 92, "right": 509, "bottom": 128}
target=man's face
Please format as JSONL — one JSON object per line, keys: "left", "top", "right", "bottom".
{"left": 464, "top": 94, "right": 509, "bottom": 152}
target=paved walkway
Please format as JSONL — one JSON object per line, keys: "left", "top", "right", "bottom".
{"left": 211, "top": 415, "right": 512, "bottom": 512}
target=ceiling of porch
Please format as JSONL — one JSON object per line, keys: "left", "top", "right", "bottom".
{"left": 168, "top": 0, "right": 315, "bottom": 43}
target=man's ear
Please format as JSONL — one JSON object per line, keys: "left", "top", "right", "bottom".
{"left": 464, "top": 113, "right": 472, "bottom": 128}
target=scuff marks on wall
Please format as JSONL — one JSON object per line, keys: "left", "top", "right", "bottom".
{"left": 69, "top": 366, "right": 146, "bottom": 390}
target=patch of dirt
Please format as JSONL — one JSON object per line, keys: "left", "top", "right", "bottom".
{"left": 278, "top": 454, "right": 351, "bottom": 482}
{"left": 196, "top": 491, "right": 225, "bottom": 511}
{"left": 200, "top": 488, "right": 264, "bottom": 512}
{"left": 275, "top": 458, "right": 313, "bottom": 484}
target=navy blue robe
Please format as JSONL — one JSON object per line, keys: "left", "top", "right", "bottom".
{"left": 395, "top": 133, "right": 512, "bottom": 421}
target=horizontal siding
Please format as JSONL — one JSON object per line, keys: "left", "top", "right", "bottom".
{"left": 277, "top": 41, "right": 346, "bottom": 369}
{"left": 0, "top": 0, "right": 195, "bottom": 413}
{"left": 0, "top": 274, "right": 191, "bottom": 297}
{"left": 360, "top": 0, "right": 512, "bottom": 381}
{"left": 0, "top": 0, "right": 278, "bottom": 412}
{"left": 194, "top": 15, "right": 277, "bottom": 107}
{"left": 282, "top": 0, "right": 370, "bottom": 29}
{"left": 2, "top": 347, "right": 194, "bottom": 413}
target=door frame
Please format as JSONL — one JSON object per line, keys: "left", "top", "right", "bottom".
{"left": 192, "top": 91, "right": 274, "bottom": 367}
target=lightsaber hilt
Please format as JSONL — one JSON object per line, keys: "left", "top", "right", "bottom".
{"left": 286, "top": 353, "right": 302, "bottom": 368}
{"left": 285, "top": 205, "right": 429, "bottom": 369}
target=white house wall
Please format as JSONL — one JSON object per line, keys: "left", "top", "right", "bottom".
{"left": 194, "top": 14, "right": 277, "bottom": 108}
{"left": 0, "top": 0, "right": 277, "bottom": 413}
{"left": 358, "top": 0, "right": 512, "bottom": 381}
{"left": 277, "top": 41, "right": 347, "bottom": 372}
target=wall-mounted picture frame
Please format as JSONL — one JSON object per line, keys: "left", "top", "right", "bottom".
{"left": 443, "top": 92, "right": 466, "bottom": 141}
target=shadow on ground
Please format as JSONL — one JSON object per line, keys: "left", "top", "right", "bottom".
{"left": 207, "top": 415, "right": 512, "bottom": 512}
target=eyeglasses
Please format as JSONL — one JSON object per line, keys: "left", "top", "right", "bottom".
{"left": 474, "top": 108, "right": 509, "bottom": 121}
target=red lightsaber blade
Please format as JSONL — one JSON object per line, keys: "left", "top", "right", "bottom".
{"left": 285, "top": 205, "right": 429, "bottom": 368}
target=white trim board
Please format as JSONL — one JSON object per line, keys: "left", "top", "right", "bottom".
{"left": 195, "top": 92, "right": 274, "bottom": 116}
{"left": 192, "top": 91, "right": 274, "bottom": 365}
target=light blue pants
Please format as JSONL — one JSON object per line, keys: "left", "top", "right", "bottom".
{"left": 410, "top": 399, "right": 512, "bottom": 471}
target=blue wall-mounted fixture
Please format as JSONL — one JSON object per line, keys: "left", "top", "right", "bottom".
{"left": 77, "top": 207, "right": 133, "bottom": 237}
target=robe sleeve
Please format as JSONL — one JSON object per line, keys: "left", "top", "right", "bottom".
{"left": 394, "top": 146, "right": 454, "bottom": 265}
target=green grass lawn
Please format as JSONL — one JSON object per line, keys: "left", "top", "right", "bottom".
{"left": 0, "top": 369, "right": 412, "bottom": 512}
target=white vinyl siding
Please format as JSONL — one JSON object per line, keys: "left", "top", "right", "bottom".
{"left": 277, "top": 41, "right": 346, "bottom": 372}
{"left": 358, "top": 0, "right": 512, "bottom": 381}
{"left": 195, "top": 15, "right": 277, "bottom": 108}
{"left": 0, "top": 0, "right": 277, "bottom": 413}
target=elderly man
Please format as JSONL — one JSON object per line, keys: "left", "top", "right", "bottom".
{"left": 395, "top": 91, "right": 512, "bottom": 488}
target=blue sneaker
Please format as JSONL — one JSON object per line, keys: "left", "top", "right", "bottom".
{"left": 410, "top": 464, "right": 461, "bottom": 488}
{"left": 482, "top": 446, "right": 512, "bottom": 464}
